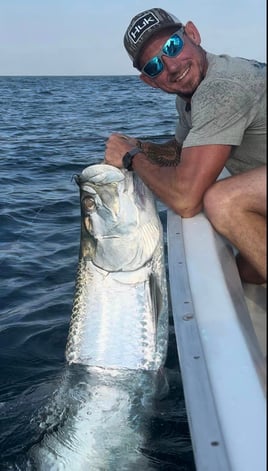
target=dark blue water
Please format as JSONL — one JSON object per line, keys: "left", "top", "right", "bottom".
{"left": 0, "top": 76, "right": 195, "bottom": 470}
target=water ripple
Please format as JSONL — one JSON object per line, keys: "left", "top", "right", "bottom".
{"left": 0, "top": 76, "right": 195, "bottom": 470}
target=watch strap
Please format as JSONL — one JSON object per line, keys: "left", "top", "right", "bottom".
{"left": 122, "top": 147, "right": 144, "bottom": 171}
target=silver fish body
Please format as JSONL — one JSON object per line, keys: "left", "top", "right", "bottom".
{"left": 28, "top": 164, "right": 169, "bottom": 470}
{"left": 66, "top": 164, "right": 168, "bottom": 371}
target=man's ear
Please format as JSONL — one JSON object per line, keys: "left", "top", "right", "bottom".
{"left": 184, "top": 21, "right": 201, "bottom": 45}
{"left": 139, "top": 73, "right": 159, "bottom": 89}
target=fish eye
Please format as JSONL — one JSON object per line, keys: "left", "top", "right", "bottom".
{"left": 82, "top": 196, "right": 96, "bottom": 213}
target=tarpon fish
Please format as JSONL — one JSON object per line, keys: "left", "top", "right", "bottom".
{"left": 28, "top": 164, "right": 169, "bottom": 470}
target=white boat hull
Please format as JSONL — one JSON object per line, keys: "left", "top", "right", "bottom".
{"left": 167, "top": 205, "right": 266, "bottom": 471}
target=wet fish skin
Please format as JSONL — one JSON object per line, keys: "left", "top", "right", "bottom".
{"left": 65, "top": 164, "right": 169, "bottom": 371}
{"left": 28, "top": 164, "right": 169, "bottom": 470}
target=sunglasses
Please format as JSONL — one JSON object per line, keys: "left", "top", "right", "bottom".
{"left": 141, "top": 29, "right": 184, "bottom": 78}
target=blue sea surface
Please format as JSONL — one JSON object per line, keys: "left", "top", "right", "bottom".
{"left": 0, "top": 76, "right": 195, "bottom": 470}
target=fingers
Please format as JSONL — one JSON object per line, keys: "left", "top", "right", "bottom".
{"left": 108, "top": 132, "right": 130, "bottom": 142}
{"left": 107, "top": 133, "right": 137, "bottom": 146}
{"left": 104, "top": 135, "right": 128, "bottom": 167}
{"left": 104, "top": 134, "right": 139, "bottom": 167}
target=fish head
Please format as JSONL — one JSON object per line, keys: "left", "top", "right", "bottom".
{"left": 76, "top": 164, "right": 161, "bottom": 271}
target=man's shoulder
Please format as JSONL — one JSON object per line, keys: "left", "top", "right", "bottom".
{"left": 206, "top": 52, "right": 266, "bottom": 69}
{"left": 192, "top": 53, "right": 266, "bottom": 113}
{"left": 205, "top": 52, "right": 266, "bottom": 86}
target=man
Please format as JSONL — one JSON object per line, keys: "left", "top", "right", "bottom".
{"left": 105, "top": 8, "right": 266, "bottom": 284}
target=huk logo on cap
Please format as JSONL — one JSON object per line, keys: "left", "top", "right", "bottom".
{"left": 128, "top": 11, "right": 159, "bottom": 44}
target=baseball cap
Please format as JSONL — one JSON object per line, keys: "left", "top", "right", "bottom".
{"left": 124, "top": 8, "right": 183, "bottom": 69}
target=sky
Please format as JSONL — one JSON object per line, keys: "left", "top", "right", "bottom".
{"left": 0, "top": 0, "right": 266, "bottom": 75}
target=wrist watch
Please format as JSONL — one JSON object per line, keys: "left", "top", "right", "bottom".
{"left": 122, "top": 147, "right": 144, "bottom": 171}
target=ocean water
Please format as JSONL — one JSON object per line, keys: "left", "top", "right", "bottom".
{"left": 0, "top": 76, "right": 195, "bottom": 470}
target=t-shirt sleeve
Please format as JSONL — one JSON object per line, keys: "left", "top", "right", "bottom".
{"left": 183, "top": 79, "right": 255, "bottom": 148}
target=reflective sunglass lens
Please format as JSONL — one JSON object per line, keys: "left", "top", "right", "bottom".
{"left": 163, "top": 35, "right": 183, "bottom": 56}
{"left": 143, "top": 57, "right": 163, "bottom": 77}
{"left": 142, "top": 32, "right": 184, "bottom": 77}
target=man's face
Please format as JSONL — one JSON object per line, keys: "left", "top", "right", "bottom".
{"left": 139, "top": 22, "right": 208, "bottom": 97}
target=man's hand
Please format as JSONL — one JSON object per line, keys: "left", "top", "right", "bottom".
{"left": 104, "top": 133, "right": 138, "bottom": 168}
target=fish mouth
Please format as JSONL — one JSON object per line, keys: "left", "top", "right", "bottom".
{"left": 78, "top": 164, "right": 161, "bottom": 272}
{"left": 77, "top": 164, "right": 125, "bottom": 187}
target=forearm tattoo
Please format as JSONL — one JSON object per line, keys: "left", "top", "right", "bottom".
{"left": 137, "top": 139, "right": 181, "bottom": 167}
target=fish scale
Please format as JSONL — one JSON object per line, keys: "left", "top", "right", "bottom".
{"left": 66, "top": 259, "right": 158, "bottom": 369}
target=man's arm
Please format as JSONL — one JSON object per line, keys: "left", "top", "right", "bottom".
{"left": 137, "top": 138, "right": 181, "bottom": 167}
{"left": 105, "top": 133, "right": 231, "bottom": 217}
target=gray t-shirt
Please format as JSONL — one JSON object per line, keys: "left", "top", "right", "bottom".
{"left": 175, "top": 53, "right": 266, "bottom": 174}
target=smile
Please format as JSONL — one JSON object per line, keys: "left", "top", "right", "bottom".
{"left": 177, "top": 66, "right": 190, "bottom": 81}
